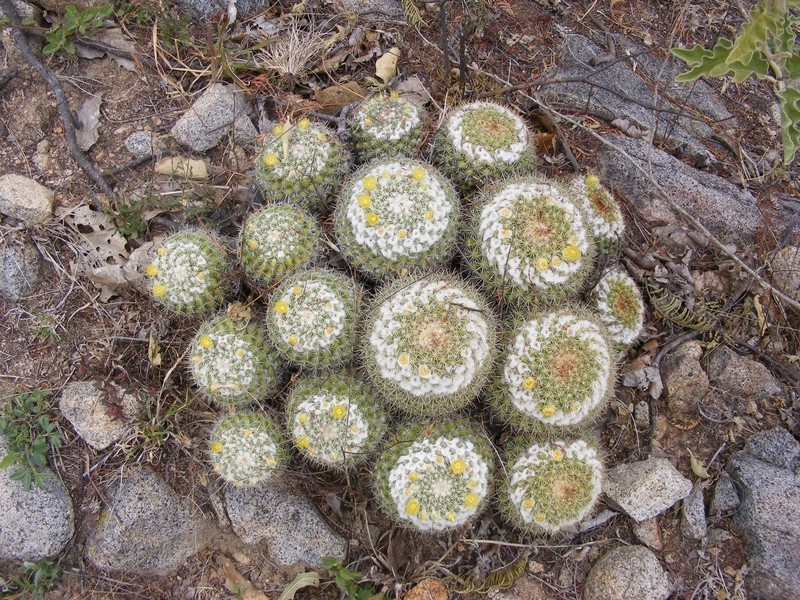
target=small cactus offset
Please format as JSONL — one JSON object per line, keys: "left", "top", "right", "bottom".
{"left": 255, "top": 118, "right": 350, "bottom": 210}
{"left": 361, "top": 274, "right": 497, "bottom": 417}
{"left": 239, "top": 203, "right": 321, "bottom": 288}
{"left": 348, "top": 92, "right": 425, "bottom": 162}
{"left": 334, "top": 158, "right": 460, "bottom": 278}
{"left": 433, "top": 101, "right": 537, "bottom": 189}
{"left": 373, "top": 420, "right": 494, "bottom": 532}
{"left": 145, "top": 230, "right": 230, "bottom": 316}
{"left": 492, "top": 310, "right": 615, "bottom": 434}
{"left": 286, "top": 372, "right": 387, "bottom": 468}
{"left": 499, "top": 438, "right": 603, "bottom": 535}
{"left": 567, "top": 173, "right": 625, "bottom": 252}
{"left": 266, "top": 268, "right": 360, "bottom": 369}
{"left": 591, "top": 267, "right": 645, "bottom": 346}
{"left": 190, "top": 313, "right": 279, "bottom": 405}
{"left": 209, "top": 411, "right": 287, "bottom": 486}
{"left": 465, "top": 176, "right": 595, "bottom": 306}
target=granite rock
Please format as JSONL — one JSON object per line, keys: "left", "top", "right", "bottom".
{"left": 0, "top": 241, "right": 45, "bottom": 302}
{"left": 58, "top": 381, "right": 139, "bottom": 450}
{"left": 583, "top": 545, "right": 672, "bottom": 600}
{"left": 0, "top": 174, "right": 54, "bottom": 225}
{"left": 604, "top": 457, "right": 692, "bottom": 521}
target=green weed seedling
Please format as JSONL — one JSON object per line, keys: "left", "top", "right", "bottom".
{"left": 8, "top": 558, "right": 60, "bottom": 600}
{"left": 320, "top": 557, "right": 382, "bottom": 600}
{"left": 0, "top": 390, "right": 62, "bottom": 490}
{"left": 43, "top": 4, "right": 114, "bottom": 57}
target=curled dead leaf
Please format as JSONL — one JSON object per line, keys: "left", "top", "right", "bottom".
{"left": 404, "top": 579, "right": 448, "bottom": 600}
{"left": 375, "top": 47, "right": 401, "bottom": 83}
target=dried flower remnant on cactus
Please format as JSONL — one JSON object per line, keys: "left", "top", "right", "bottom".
{"left": 592, "top": 268, "right": 645, "bottom": 346}
{"left": 335, "top": 159, "right": 459, "bottom": 278}
{"left": 349, "top": 92, "right": 424, "bottom": 162}
{"left": 501, "top": 439, "right": 603, "bottom": 535}
{"left": 568, "top": 173, "right": 624, "bottom": 250}
{"left": 373, "top": 421, "right": 494, "bottom": 532}
{"left": 209, "top": 412, "right": 286, "bottom": 486}
{"left": 146, "top": 230, "right": 229, "bottom": 316}
{"left": 362, "top": 275, "right": 497, "bottom": 417}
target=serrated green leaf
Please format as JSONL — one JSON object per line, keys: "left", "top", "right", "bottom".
{"left": 277, "top": 571, "right": 320, "bottom": 600}
{"left": 731, "top": 52, "right": 771, "bottom": 82}
{"left": 0, "top": 452, "right": 18, "bottom": 470}
{"left": 673, "top": 39, "right": 735, "bottom": 82}
{"left": 728, "top": 4, "right": 781, "bottom": 66}
{"left": 778, "top": 86, "right": 800, "bottom": 164}
{"left": 785, "top": 54, "right": 800, "bottom": 78}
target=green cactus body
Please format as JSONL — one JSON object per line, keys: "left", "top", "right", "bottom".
{"left": 334, "top": 159, "right": 459, "bottom": 278}
{"left": 466, "top": 177, "right": 595, "bottom": 305}
{"left": 433, "top": 101, "right": 537, "bottom": 189}
{"left": 500, "top": 438, "right": 603, "bottom": 535}
{"left": 348, "top": 93, "right": 425, "bottom": 162}
{"left": 361, "top": 274, "right": 497, "bottom": 417}
{"left": 145, "top": 230, "right": 229, "bottom": 316}
{"left": 373, "top": 420, "right": 494, "bottom": 532}
{"left": 286, "top": 373, "right": 387, "bottom": 468}
{"left": 592, "top": 268, "right": 645, "bottom": 346}
{"left": 255, "top": 118, "right": 350, "bottom": 210}
{"left": 239, "top": 203, "right": 321, "bottom": 288}
{"left": 493, "top": 310, "right": 614, "bottom": 433}
{"left": 568, "top": 173, "right": 624, "bottom": 252}
{"left": 209, "top": 412, "right": 286, "bottom": 486}
{"left": 190, "top": 314, "right": 279, "bottom": 405}
{"left": 266, "top": 269, "right": 359, "bottom": 369}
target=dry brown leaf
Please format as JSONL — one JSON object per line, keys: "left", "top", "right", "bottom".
{"left": 375, "top": 47, "right": 401, "bottom": 83}
{"left": 314, "top": 82, "right": 367, "bottom": 115}
{"left": 404, "top": 579, "right": 448, "bottom": 600}
{"left": 610, "top": 0, "right": 625, "bottom": 7}
{"left": 220, "top": 557, "right": 270, "bottom": 600}
{"left": 155, "top": 157, "right": 209, "bottom": 180}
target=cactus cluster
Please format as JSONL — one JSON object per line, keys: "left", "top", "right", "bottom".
{"left": 568, "top": 173, "right": 625, "bottom": 252}
{"left": 209, "top": 412, "right": 287, "bottom": 486}
{"left": 592, "top": 267, "right": 646, "bottom": 346}
{"left": 348, "top": 92, "right": 425, "bottom": 162}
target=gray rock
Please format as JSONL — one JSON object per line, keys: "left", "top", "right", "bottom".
{"left": 710, "top": 473, "right": 740, "bottom": 516}
{"left": 0, "top": 241, "right": 45, "bottom": 302}
{"left": 124, "top": 131, "right": 162, "bottom": 159}
{"left": 727, "top": 428, "right": 800, "bottom": 600}
{"left": 170, "top": 83, "right": 257, "bottom": 152}
{"left": 582, "top": 545, "right": 672, "bottom": 600}
{"left": 226, "top": 478, "right": 347, "bottom": 568}
{"left": 681, "top": 483, "right": 708, "bottom": 540}
{"left": 634, "top": 401, "right": 650, "bottom": 430}
{"left": 87, "top": 466, "right": 208, "bottom": 575}
{"left": 338, "top": 0, "right": 402, "bottom": 18}
{"left": 58, "top": 381, "right": 139, "bottom": 451}
{"left": 0, "top": 174, "right": 54, "bottom": 225}
{"left": 173, "top": 0, "right": 269, "bottom": 20}
{"left": 604, "top": 457, "right": 693, "bottom": 521}
{"left": 770, "top": 245, "right": 800, "bottom": 299}
{"left": 706, "top": 346, "right": 784, "bottom": 401}
{"left": 661, "top": 340, "right": 708, "bottom": 424}
{"left": 0, "top": 1, "right": 34, "bottom": 19}
{"left": 632, "top": 517, "right": 663, "bottom": 551}
{"left": 0, "top": 434, "right": 74, "bottom": 560}
{"left": 598, "top": 135, "right": 760, "bottom": 246}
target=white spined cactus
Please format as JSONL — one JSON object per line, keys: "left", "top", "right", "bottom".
{"left": 373, "top": 420, "right": 494, "bottom": 532}
{"left": 266, "top": 268, "right": 359, "bottom": 369}
{"left": 500, "top": 438, "right": 603, "bottom": 535}
{"left": 493, "top": 310, "right": 614, "bottom": 433}
{"left": 348, "top": 92, "right": 425, "bottom": 162}
{"left": 361, "top": 274, "right": 497, "bottom": 417}
{"left": 568, "top": 173, "right": 625, "bottom": 251}
{"left": 465, "top": 176, "right": 595, "bottom": 305}
{"left": 433, "top": 101, "right": 537, "bottom": 189}
{"left": 145, "top": 230, "right": 230, "bottom": 316}
{"left": 334, "top": 158, "right": 459, "bottom": 278}
{"left": 592, "top": 267, "right": 645, "bottom": 346}
{"left": 286, "top": 372, "right": 387, "bottom": 468}
{"left": 239, "top": 203, "right": 321, "bottom": 288}
{"left": 190, "top": 313, "right": 279, "bottom": 406}
{"left": 209, "top": 412, "right": 286, "bottom": 486}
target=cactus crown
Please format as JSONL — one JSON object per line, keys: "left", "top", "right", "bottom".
{"left": 286, "top": 373, "right": 387, "bottom": 468}
{"left": 351, "top": 92, "right": 421, "bottom": 142}
{"left": 239, "top": 203, "right": 321, "bottom": 288}
{"left": 569, "top": 173, "right": 624, "bottom": 245}
{"left": 146, "top": 230, "right": 228, "bottom": 316}
{"left": 374, "top": 420, "right": 494, "bottom": 532}
{"left": 190, "top": 313, "right": 278, "bottom": 405}
{"left": 362, "top": 275, "right": 497, "bottom": 416}
{"left": 209, "top": 412, "right": 286, "bottom": 486}
{"left": 445, "top": 101, "right": 529, "bottom": 165}
{"left": 498, "top": 310, "right": 613, "bottom": 430}
{"left": 592, "top": 268, "right": 645, "bottom": 346}
{"left": 335, "top": 158, "right": 459, "bottom": 278}
{"left": 502, "top": 439, "right": 603, "bottom": 534}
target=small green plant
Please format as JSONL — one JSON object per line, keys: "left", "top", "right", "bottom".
{"left": 320, "top": 557, "right": 381, "bottom": 600}
{"left": 8, "top": 558, "right": 60, "bottom": 600}
{"left": 671, "top": 0, "right": 800, "bottom": 164}
{"left": 43, "top": 4, "right": 114, "bottom": 57}
{"left": 0, "top": 390, "right": 62, "bottom": 490}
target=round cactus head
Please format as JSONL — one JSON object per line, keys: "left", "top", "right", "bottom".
{"left": 433, "top": 101, "right": 537, "bottom": 189}
{"left": 592, "top": 267, "right": 645, "bottom": 346}
{"left": 190, "top": 312, "right": 279, "bottom": 406}
{"left": 361, "top": 274, "right": 497, "bottom": 417}
{"left": 266, "top": 268, "right": 360, "bottom": 369}
{"left": 255, "top": 118, "right": 350, "bottom": 210}
{"left": 145, "top": 230, "right": 229, "bottom": 316}
{"left": 466, "top": 176, "right": 595, "bottom": 306}
{"left": 493, "top": 309, "right": 614, "bottom": 433}
{"left": 209, "top": 412, "right": 287, "bottom": 486}
{"left": 348, "top": 92, "right": 425, "bottom": 162}
{"left": 499, "top": 438, "right": 603, "bottom": 535}
{"left": 334, "top": 158, "right": 459, "bottom": 279}
{"left": 239, "top": 203, "right": 321, "bottom": 288}
{"left": 373, "top": 420, "right": 494, "bottom": 532}
{"left": 568, "top": 173, "right": 624, "bottom": 252}
{"left": 286, "top": 372, "right": 387, "bottom": 468}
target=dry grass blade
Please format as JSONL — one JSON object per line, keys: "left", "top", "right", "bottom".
{"left": 257, "top": 25, "right": 327, "bottom": 79}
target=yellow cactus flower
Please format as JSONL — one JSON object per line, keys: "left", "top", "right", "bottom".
{"left": 331, "top": 404, "right": 347, "bottom": 419}
{"left": 298, "top": 117, "right": 310, "bottom": 130}
{"left": 273, "top": 124, "right": 284, "bottom": 136}
{"left": 243, "top": 428, "right": 253, "bottom": 437}
{"left": 316, "top": 133, "right": 327, "bottom": 142}
{"left": 447, "top": 511, "right": 457, "bottom": 522}
{"left": 247, "top": 239, "right": 258, "bottom": 250}
{"left": 198, "top": 335, "right": 213, "bottom": 349}
{"left": 156, "top": 246, "right": 167, "bottom": 256}
{"left": 523, "top": 497, "right": 534, "bottom": 509}
{"left": 390, "top": 90, "right": 400, "bottom": 99}
{"left": 405, "top": 499, "right": 421, "bottom": 516}
{"left": 293, "top": 286, "right": 303, "bottom": 297}
{"left": 419, "top": 512, "right": 428, "bottom": 521}
{"left": 152, "top": 284, "right": 166, "bottom": 298}
{"left": 586, "top": 174, "right": 600, "bottom": 188}
{"left": 287, "top": 334, "right": 299, "bottom": 346}
{"left": 210, "top": 442, "right": 223, "bottom": 453}
{"left": 145, "top": 264, "right": 158, "bottom": 277}
{"left": 196, "top": 272, "right": 206, "bottom": 282}
{"left": 397, "top": 229, "right": 408, "bottom": 239}
{"left": 551, "top": 256, "right": 563, "bottom": 268}
{"left": 464, "top": 493, "right": 479, "bottom": 508}
{"left": 274, "top": 300, "right": 289, "bottom": 315}
{"left": 425, "top": 210, "right": 434, "bottom": 221}
{"left": 235, "top": 348, "right": 246, "bottom": 358}
{"left": 534, "top": 513, "right": 546, "bottom": 523}
{"left": 467, "top": 479, "right": 478, "bottom": 488}
{"left": 552, "top": 448, "right": 564, "bottom": 461}
{"left": 363, "top": 117, "right": 373, "bottom": 126}
{"left": 536, "top": 257, "right": 550, "bottom": 271}
{"left": 263, "top": 153, "right": 279, "bottom": 167}
{"left": 192, "top": 355, "right": 201, "bottom": 364}
{"left": 411, "top": 166, "right": 426, "bottom": 181}
{"left": 366, "top": 212, "right": 380, "bottom": 226}
{"left": 500, "top": 207, "right": 512, "bottom": 218}
{"left": 570, "top": 401, "right": 582, "bottom": 413}
{"left": 541, "top": 404, "right": 556, "bottom": 417}
{"left": 362, "top": 176, "right": 378, "bottom": 191}
{"left": 563, "top": 245, "right": 582, "bottom": 261}
{"left": 408, "top": 472, "right": 419, "bottom": 482}
{"left": 297, "top": 436, "right": 310, "bottom": 449}
{"left": 398, "top": 353, "right": 410, "bottom": 366}
{"left": 418, "top": 364, "right": 431, "bottom": 377}
{"left": 298, "top": 413, "right": 309, "bottom": 424}
{"left": 358, "top": 193, "right": 372, "bottom": 208}
{"left": 523, "top": 377, "right": 537, "bottom": 390}
{"left": 450, "top": 459, "right": 466, "bottom": 475}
